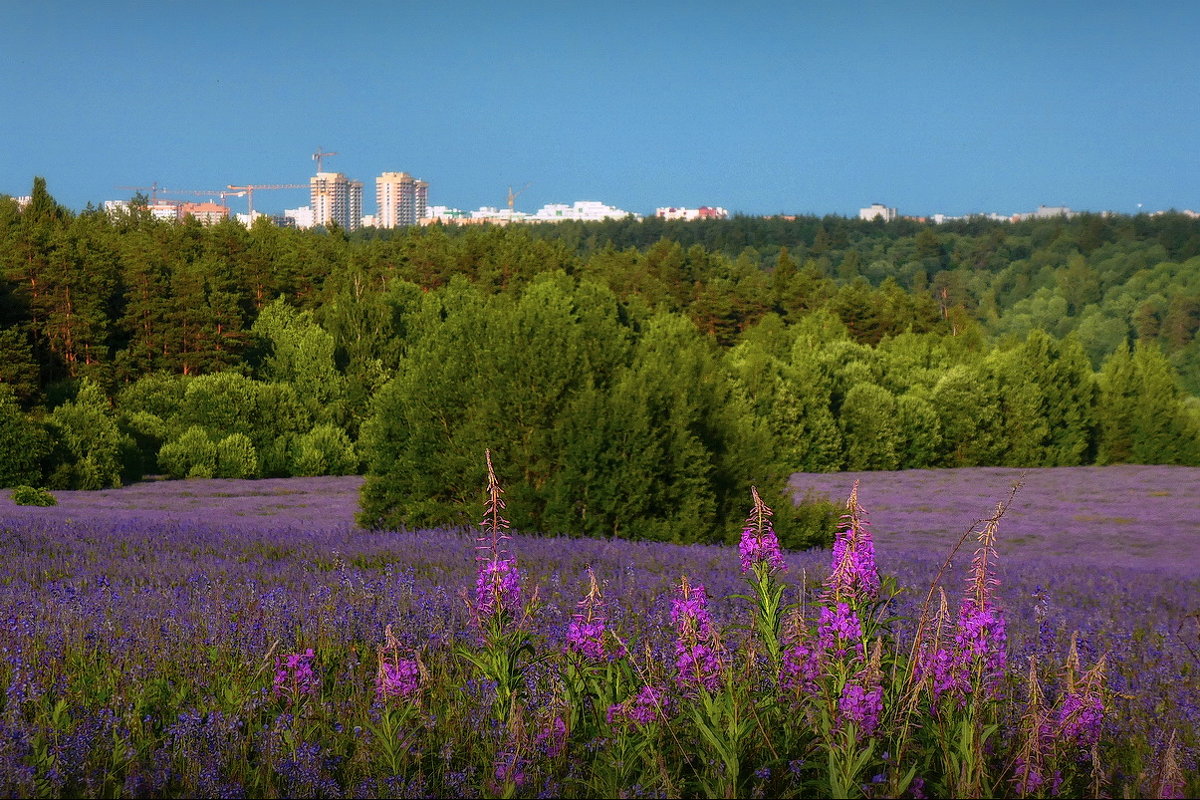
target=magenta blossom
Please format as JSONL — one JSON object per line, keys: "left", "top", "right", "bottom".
{"left": 475, "top": 556, "right": 522, "bottom": 622}
{"left": 566, "top": 568, "right": 625, "bottom": 661}
{"left": 607, "top": 685, "right": 666, "bottom": 727}
{"left": 273, "top": 648, "right": 318, "bottom": 700}
{"left": 376, "top": 659, "right": 421, "bottom": 701}
{"left": 739, "top": 486, "right": 787, "bottom": 574}
{"left": 672, "top": 577, "right": 726, "bottom": 693}
{"left": 818, "top": 602, "right": 864, "bottom": 657}
{"left": 823, "top": 483, "right": 879, "bottom": 604}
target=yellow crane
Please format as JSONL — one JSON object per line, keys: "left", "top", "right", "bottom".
{"left": 116, "top": 183, "right": 164, "bottom": 203}
{"left": 225, "top": 184, "right": 308, "bottom": 218}
{"left": 507, "top": 183, "right": 531, "bottom": 215}
{"left": 313, "top": 148, "right": 339, "bottom": 173}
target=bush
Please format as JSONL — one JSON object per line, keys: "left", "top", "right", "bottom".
{"left": 215, "top": 433, "right": 259, "bottom": 479}
{"left": 776, "top": 489, "right": 841, "bottom": 550}
{"left": 0, "top": 384, "right": 51, "bottom": 488}
{"left": 157, "top": 426, "right": 217, "bottom": 479}
{"left": 292, "top": 424, "right": 357, "bottom": 477}
{"left": 10, "top": 485, "right": 56, "bottom": 506}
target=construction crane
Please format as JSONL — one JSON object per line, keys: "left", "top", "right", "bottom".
{"left": 313, "top": 148, "right": 338, "bottom": 173}
{"left": 507, "top": 183, "right": 531, "bottom": 214}
{"left": 225, "top": 184, "right": 308, "bottom": 218}
{"left": 159, "top": 188, "right": 245, "bottom": 204}
{"left": 116, "top": 182, "right": 164, "bottom": 203}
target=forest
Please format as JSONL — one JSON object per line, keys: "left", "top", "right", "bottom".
{"left": 2, "top": 178, "right": 1199, "bottom": 543}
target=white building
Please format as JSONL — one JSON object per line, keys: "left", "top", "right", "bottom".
{"left": 310, "top": 172, "right": 364, "bottom": 231}
{"left": 859, "top": 203, "right": 897, "bottom": 222}
{"left": 284, "top": 206, "right": 316, "bottom": 229}
{"left": 375, "top": 171, "right": 429, "bottom": 228}
{"left": 655, "top": 206, "right": 729, "bottom": 221}
{"left": 530, "top": 200, "right": 639, "bottom": 222}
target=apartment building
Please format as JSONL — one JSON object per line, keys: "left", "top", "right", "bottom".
{"left": 310, "top": 172, "right": 364, "bottom": 231}
{"left": 375, "top": 171, "right": 428, "bottom": 228}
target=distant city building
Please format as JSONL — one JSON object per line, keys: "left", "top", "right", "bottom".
{"left": 147, "top": 202, "right": 181, "bottom": 222}
{"left": 310, "top": 172, "right": 363, "bottom": 231}
{"left": 930, "top": 212, "right": 1013, "bottom": 224}
{"left": 1025, "top": 204, "right": 1076, "bottom": 220}
{"left": 178, "top": 201, "right": 229, "bottom": 225}
{"left": 859, "top": 203, "right": 898, "bottom": 222}
{"left": 655, "top": 206, "right": 729, "bottom": 221}
{"left": 1010, "top": 205, "right": 1076, "bottom": 222}
{"left": 529, "top": 200, "right": 639, "bottom": 222}
{"left": 284, "top": 206, "right": 315, "bottom": 229}
{"left": 13, "top": 195, "right": 31, "bottom": 209}
{"left": 375, "top": 171, "right": 428, "bottom": 228}
{"left": 421, "top": 205, "right": 472, "bottom": 224}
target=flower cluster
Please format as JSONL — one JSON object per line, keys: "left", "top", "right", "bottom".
{"left": 566, "top": 568, "right": 625, "bottom": 661}
{"left": 837, "top": 680, "right": 884, "bottom": 737}
{"left": 817, "top": 602, "right": 864, "bottom": 657}
{"left": 780, "top": 614, "right": 821, "bottom": 698}
{"left": 474, "top": 556, "right": 522, "bottom": 621}
{"left": 739, "top": 486, "right": 786, "bottom": 574}
{"left": 273, "top": 648, "right": 318, "bottom": 700}
{"left": 823, "top": 483, "right": 879, "bottom": 604}
{"left": 472, "top": 449, "right": 523, "bottom": 626}
{"left": 606, "top": 685, "right": 666, "bottom": 728}
{"left": 671, "top": 577, "right": 725, "bottom": 693}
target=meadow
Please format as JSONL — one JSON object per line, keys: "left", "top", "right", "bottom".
{"left": 0, "top": 466, "right": 1196, "bottom": 798}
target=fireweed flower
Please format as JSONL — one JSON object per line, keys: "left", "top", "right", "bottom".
{"left": 836, "top": 640, "right": 884, "bottom": 736}
{"left": 739, "top": 486, "right": 786, "bottom": 574}
{"left": 472, "top": 450, "right": 522, "bottom": 627}
{"left": 837, "top": 681, "right": 883, "bottom": 737}
{"left": 956, "top": 510, "right": 1008, "bottom": 699}
{"left": 606, "top": 685, "right": 666, "bottom": 728}
{"left": 273, "top": 648, "right": 318, "bottom": 699}
{"left": 1055, "top": 650, "right": 1107, "bottom": 752}
{"left": 818, "top": 602, "right": 864, "bottom": 657}
{"left": 375, "top": 624, "right": 421, "bottom": 702}
{"left": 780, "top": 612, "right": 821, "bottom": 697}
{"left": 823, "top": 483, "right": 879, "bottom": 604}
{"left": 671, "top": 577, "right": 726, "bottom": 693}
{"left": 534, "top": 715, "right": 568, "bottom": 759}
{"left": 566, "top": 568, "right": 625, "bottom": 661}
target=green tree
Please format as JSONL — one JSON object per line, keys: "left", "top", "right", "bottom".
{"left": 252, "top": 297, "right": 348, "bottom": 426}
{"left": 0, "top": 384, "right": 51, "bottom": 487}
{"left": 839, "top": 382, "right": 901, "bottom": 471}
{"left": 45, "top": 378, "right": 125, "bottom": 489}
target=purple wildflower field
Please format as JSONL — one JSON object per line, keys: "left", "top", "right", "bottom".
{"left": 1, "top": 467, "right": 1197, "bottom": 797}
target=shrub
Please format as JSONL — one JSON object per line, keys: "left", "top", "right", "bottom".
{"left": 776, "top": 488, "right": 840, "bottom": 550}
{"left": 157, "top": 426, "right": 217, "bottom": 479}
{"left": 44, "top": 379, "right": 124, "bottom": 490}
{"left": 215, "top": 433, "right": 259, "bottom": 479}
{"left": 0, "top": 384, "right": 51, "bottom": 488}
{"left": 10, "top": 485, "right": 56, "bottom": 506}
{"left": 292, "top": 424, "right": 357, "bottom": 477}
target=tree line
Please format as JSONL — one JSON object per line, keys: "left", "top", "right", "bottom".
{"left": 2, "top": 179, "right": 1198, "bottom": 545}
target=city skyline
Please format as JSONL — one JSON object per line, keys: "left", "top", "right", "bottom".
{"left": 3, "top": 1, "right": 1197, "bottom": 218}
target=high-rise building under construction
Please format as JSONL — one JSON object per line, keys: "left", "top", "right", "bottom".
{"left": 310, "top": 172, "right": 363, "bottom": 231}
{"left": 375, "top": 171, "right": 428, "bottom": 228}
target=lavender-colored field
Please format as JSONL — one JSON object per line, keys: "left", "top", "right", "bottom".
{"left": 0, "top": 475, "right": 365, "bottom": 530}
{"left": 1, "top": 469, "right": 1197, "bottom": 796}
{"left": 791, "top": 464, "right": 1200, "bottom": 574}
{"left": 8, "top": 465, "right": 1197, "bottom": 574}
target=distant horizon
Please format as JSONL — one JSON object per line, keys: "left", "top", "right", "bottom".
{"left": 4, "top": 2, "right": 1196, "bottom": 219}
{"left": 6, "top": 172, "right": 1194, "bottom": 223}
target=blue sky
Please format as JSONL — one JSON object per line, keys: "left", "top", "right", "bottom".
{"left": 3, "top": 1, "right": 1197, "bottom": 217}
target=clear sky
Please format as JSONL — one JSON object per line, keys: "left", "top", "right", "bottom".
{"left": 3, "top": 1, "right": 1197, "bottom": 218}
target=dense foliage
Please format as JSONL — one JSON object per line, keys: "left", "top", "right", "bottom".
{"left": 2, "top": 180, "right": 1200, "bottom": 543}
{"left": 0, "top": 472, "right": 1194, "bottom": 798}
